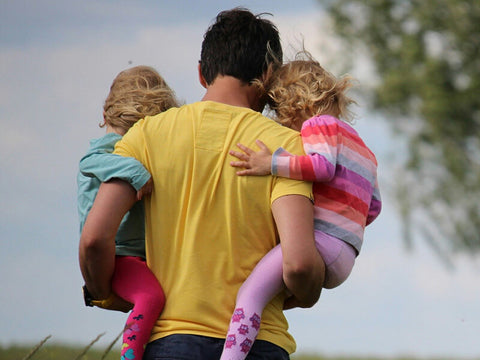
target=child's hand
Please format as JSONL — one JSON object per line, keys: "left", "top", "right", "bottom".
{"left": 229, "top": 140, "right": 272, "bottom": 176}
{"left": 136, "top": 177, "right": 153, "bottom": 200}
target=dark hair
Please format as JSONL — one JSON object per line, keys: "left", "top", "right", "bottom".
{"left": 200, "top": 7, "right": 283, "bottom": 85}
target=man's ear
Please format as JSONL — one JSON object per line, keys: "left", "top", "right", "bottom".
{"left": 198, "top": 63, "right": 207, "bottom": 89}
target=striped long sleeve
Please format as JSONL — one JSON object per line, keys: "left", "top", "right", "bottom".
{"left": 271, "top": 115, "right": 381, "bottom": 253}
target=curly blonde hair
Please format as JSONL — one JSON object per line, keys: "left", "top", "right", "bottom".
{"left": 264, "top": 52, "right": 356, "bottom": 129}
{"left": 102, "top": 65, "right": 179, "bottom": 133}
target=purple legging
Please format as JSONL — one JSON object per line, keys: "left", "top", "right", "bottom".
{"left": 220, "top": 231, "right": 356, "bottom": 360}
{"left": 112, "top": 256, "right": 166, "bottom": 360}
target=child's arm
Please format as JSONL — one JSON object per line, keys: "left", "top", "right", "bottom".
{"left": 80, "top": 152, "right": 152, "bottom": 200}
{"left": 271, "top": 147, "right": 336, "bottom": 182}
{"left": 229, "top": 137, "right": 337, "bottom": 183}
{"left": 274, "top": 119, "right": 339, "bottom": 182}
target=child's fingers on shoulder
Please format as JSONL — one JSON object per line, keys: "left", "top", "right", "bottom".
{"left": 229, "top": 150, "right": 249, "bottom": 160}
{"left": 230, "top": 160, "right": 248, "bottom": 168}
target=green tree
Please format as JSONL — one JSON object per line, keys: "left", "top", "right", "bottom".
{"left": 321, "top": 0, "right": 480, "bottom": 258}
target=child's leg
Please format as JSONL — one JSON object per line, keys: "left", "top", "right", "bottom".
{"left": 112, "top": 256, "right": 165, "bottom": 360}
{"left": 221, "top": 245, "right": 284, "bottom": 360}
{"left": 314, "top": 230, "right": 356, "bottom": 289}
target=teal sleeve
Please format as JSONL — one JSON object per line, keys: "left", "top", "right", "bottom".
{"left": 79, "top": 152, "right": 151, "bottom": 191}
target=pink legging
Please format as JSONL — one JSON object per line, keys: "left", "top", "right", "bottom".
{"left": 220, "top": 231, "right": 356, "bottom": 360}
{"left": 112, "top": 256, "right": 165, "bottom": 360}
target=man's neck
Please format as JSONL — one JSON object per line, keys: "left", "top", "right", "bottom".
{"left": 201, "top": 76, "right": 263, "bottom": 112}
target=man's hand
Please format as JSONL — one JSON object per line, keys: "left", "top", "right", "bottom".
{"left": 229, "top": 140, "right": 272, "bottom": 176}
{"left": 136, "top": 177, "right": 153, "bottom": 201}
{"left": 283, "top": 293, "right": 321, "bottom": 310}
{"left": 95, "top": 293, "right": 133, "bottom": 313}
{"left": 83, "top": 285, "right": 133, "bottom": 313}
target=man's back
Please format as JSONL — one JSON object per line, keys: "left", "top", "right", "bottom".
{"left": 115, "top": 101, "right": 311, "bottom": 353}
{"left": 79, "top": 8, "right": 324, "bottom": 359}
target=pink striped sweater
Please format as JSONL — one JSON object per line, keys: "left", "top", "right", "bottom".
{"left": 272, "top": 115, "right": 381, "bottom": 253}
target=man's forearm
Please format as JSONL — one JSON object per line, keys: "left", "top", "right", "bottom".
{"left": 282, "top": 227, "right": 324, "bottom": 307}
{"left": 78, "top": 180, "right": 137, "bottom": 299}
{"left": 283, "top": 254, "right": 324, "bottom": 308}
{"left": 79, "top": 234, "right": 116, "bottom": 299}
{"left": 272, "top": 194, "right": 325, "bottom": 308}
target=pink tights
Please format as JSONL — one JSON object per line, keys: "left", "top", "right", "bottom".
{"left": 112, "top": 256, "right": 165, "bottom": 360}
{"left": 220, "top": 232, "right": 356, "bottom": 360}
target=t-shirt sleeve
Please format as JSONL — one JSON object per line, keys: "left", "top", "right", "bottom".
{"left": 114, "top": 118, "right": 148, "bottom": 169}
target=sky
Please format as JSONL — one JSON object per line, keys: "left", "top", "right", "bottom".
{"left": 1, "top": 1, "right": 479, "bottom": 358}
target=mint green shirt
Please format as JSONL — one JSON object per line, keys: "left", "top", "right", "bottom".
{"left": 77, "top": 132, "right": 151, "bottom": 258}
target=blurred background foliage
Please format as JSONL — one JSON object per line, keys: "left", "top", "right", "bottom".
{"left": 321, "top": 0, "right": 480, "bottom": 262}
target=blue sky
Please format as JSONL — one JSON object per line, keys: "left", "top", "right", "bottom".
{"left": 1, "top": 1, "right": 478, "bottom": 358}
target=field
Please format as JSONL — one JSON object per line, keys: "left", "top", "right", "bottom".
{"left": 0, "top": 340, "right": 473, "bottom": 360}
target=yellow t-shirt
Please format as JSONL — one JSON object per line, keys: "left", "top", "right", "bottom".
{"left": 114, "top": 101, "right": 312, "bottom": 354}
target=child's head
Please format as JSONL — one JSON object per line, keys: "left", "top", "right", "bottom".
{"left": 102, "top": 65, "right": 179, "bottom": 134}
{"left": 265, "top": 51, "right": 356, "bottom": 130}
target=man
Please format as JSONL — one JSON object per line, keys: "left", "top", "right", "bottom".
{"left": 79, "top": 8, "right": 324, "bottom": 359}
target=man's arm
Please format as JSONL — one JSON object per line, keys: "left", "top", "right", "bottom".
{"left": 272, "top": 194, "right": 325, "bottom": 308}
{"left": 78, "top": 179, "right": 137, "bottom": 299}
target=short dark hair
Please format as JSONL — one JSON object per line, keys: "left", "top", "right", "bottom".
{"left": 200, "top": 7, "right": 283, "bottom": 85}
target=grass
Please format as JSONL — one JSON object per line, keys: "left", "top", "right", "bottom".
{"left": 1, "top": 343, "right": 120, "bottom": 360}
{"left": 1, "top": 335, "right": 477, "bottom": 360}
{"left": 1, "top": 332, "right": 122, "bottom": 360}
